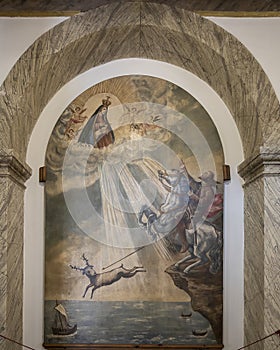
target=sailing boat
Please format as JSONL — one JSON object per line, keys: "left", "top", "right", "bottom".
{"left": 52, "top": 301, "right": 77, "bottom": 336}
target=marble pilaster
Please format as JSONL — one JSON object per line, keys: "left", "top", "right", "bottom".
{"left": 0, "top": 150, "right": 31, "bottom": 350}
{"left": 239, "top": 150, "right": 280, "bottom": 350}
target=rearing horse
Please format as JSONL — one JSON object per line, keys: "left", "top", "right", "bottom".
{"left": 138, "top": 167, "right": 190, "bottom": 250}
{"left": 138, "top": 166, "right": 223, "bottom": 274}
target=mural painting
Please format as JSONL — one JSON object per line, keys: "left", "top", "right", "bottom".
{"left": 44, "top": 75, "right": 224, "bottom": 348}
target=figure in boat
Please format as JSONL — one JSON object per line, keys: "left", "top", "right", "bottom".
{"left": 52, "top": 301, "right": 77, "bottom": 336}
{"left": 78, "top": 96, "right": 115, "bottom": 149}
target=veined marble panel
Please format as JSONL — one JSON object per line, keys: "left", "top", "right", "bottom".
{"left": 240, "top": 150, "right": 280, "bottom": 349}
{"left": 264, "top": 176, "right": 280, "bottom": 350}
{"left": 0, "top": 2, "right": 279, "bottom": 161}
{"left": 0, "top": 153, "right": 30, "bottom": 350}
{"left": 243, "top": 177, "right": 264, "bottom": 348}
{"left": 0, "top": 178, "right": 8, "bottom": 350}
{"left": 7, "top": 241, "right": 23, "bottom": 350}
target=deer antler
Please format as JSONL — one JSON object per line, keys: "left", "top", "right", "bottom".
{"left": 82, "top": 253, "right": 89, "bottom": 265}
{"left": 81, "top": 253, "right": 93, "bottom": 267}
{"left": 70, "top": 254, "right": 94, "bottom": 274}
{"left": 69, "top": 264, "right": 84, "bottom": 271}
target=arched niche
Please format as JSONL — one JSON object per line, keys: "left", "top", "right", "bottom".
{"left": 0, "top": 2, "right": 279, "bottom": 350}
{"left": 25, "top": 60, "right": 244, "bottom": 350}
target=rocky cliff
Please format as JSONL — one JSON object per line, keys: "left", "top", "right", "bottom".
{"left": 166, "top": 260, "right": 223, "bottom": 344}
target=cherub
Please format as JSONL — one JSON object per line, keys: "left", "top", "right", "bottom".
{"left": 65, "top": 106, "right": 87, "bottom": 138}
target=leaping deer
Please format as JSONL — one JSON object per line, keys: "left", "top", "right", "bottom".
{"left": 70, "top": 254, "right": 146, "bottom": 299}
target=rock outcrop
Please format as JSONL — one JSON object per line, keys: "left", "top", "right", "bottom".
{"left": 166, "top": 260, "right": 223, "bottom": 343}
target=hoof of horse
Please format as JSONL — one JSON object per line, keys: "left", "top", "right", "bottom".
{"left": 138, "top": 221, "right": 146, "bottom": 228}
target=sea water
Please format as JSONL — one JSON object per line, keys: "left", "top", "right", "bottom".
{"left": 45, "top": 300, "right": 217, "bottom": 345}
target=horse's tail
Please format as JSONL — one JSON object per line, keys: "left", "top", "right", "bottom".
{"left": 209, "top": 230, "right": 223, "bottom": 274}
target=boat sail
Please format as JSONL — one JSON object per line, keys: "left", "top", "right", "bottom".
{"left": 52, "top": 302, "right": 77, "bottom": 336}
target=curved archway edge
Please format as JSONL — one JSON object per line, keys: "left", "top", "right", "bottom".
{"left": 0, "top": 2, "right": 279, "bottom": 349}
{"left": 0, "top": 2, "right": 279, "bottom": 161}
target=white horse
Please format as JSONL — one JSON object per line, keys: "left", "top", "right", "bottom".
{"left": 138, "top": 166, "right": 222, "bottom": 274}
{"left": 138, "top": 167, "right": 190, "bottom": 247}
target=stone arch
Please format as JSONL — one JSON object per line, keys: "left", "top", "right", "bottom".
{"left": 0, "top": 2, "right": 279, "bottom": 161}
{"left": 0, "top": 2, "right": 279, "bottom": 349}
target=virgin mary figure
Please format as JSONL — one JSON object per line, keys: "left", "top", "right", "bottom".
{"left": 78, "top": 96, "right": 115, "bottom": 149}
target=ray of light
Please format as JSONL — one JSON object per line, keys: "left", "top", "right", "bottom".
{"left": 100, "top": 158, "right": 177, "bottom": 261}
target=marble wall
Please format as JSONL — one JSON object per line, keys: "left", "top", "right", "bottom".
{"left": 0, "top": 151, "right": 31, "bottom": 350}
{"left": 0, "top": 2, "right": 279, "bottom": 160}
{"left": 239, "top": 151, "right": 280, "bottom": 349}
{"left": 0, "top": 2, "right": 279, "bottom": 349}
